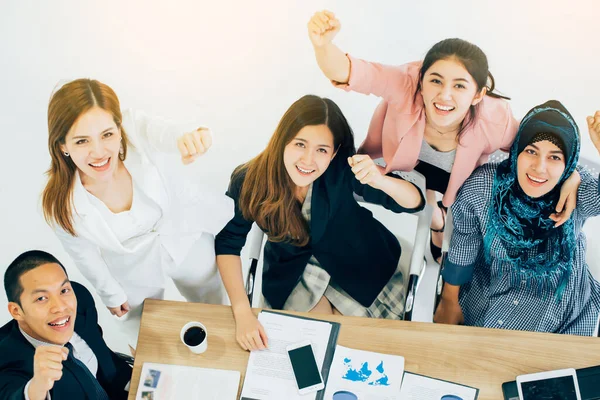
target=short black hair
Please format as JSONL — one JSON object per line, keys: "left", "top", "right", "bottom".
{"left": 4, "top": 250, "right": 68, "bottom": 307}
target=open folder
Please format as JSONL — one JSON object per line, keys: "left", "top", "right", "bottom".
{"left": 240, "top": 311, "right": 410, "bottom": 400}
{"left": 240, "top": 311, "right": 340, "bottom": 400}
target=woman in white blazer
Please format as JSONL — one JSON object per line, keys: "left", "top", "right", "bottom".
{"left": 41, "top": 78, "right": 234, "bottom": 346}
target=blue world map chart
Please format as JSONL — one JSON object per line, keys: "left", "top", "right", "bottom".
{"left": 341, "top": 357, "right": 390, "bottom": 386}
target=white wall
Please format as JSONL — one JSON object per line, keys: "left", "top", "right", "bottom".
{"left": 1, "top": 0, "right": 599, "bottom": 353}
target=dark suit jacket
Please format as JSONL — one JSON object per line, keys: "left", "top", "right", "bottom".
{"left": 215, "top": 148, "right": 425, "bottom": 309}
{"left": 0, "top": 281, "right": 131, "bottom": 399}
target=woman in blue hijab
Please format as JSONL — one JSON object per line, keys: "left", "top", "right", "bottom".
{"left": 435, "top": 101, "right": 600, "bottom": 336}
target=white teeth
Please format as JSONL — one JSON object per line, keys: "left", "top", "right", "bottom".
{"left": 49, "top": 317, "right": 69, "bottom": 327}
{"left": 527, "top": 174, "right": 547, "bottom": 183}
{"left": 434, "top": 103, "right": 455, "bottom": 111}
{"left": 90, "top": 159, "right": 109, "bottom": 167}
{"left": 296, "top": 166, "right": 315, "bottom": 174}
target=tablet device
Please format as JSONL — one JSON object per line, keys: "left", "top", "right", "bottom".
{"left": 517, "top": 368, "right": 582, "bottom": 400}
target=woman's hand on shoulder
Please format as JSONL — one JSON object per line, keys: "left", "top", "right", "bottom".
{"left": 552, "top": 169, "right": 580, "bottom": 227}
{"left": 587, "top": 111, "right": 600, "bottom": 154}
{"left": 177, "top": 127, "right": 213, "bottom": 165}
{"left": 307, "top": 10, "right": 340, "bottom": 48}
{"left": 348, "top": 154, "right": 386, "bottom": 189}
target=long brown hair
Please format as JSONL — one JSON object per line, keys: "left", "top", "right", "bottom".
{"left": 235, "top": 95, "right": 355, "bottom": 246}
{"left": 42, "top": 79, "right": 129, "bottom": 236}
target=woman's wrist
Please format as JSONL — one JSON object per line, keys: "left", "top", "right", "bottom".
{"left": 232, "top": 301, "right": 252, "bottom": 318}
{"left": 440, "top": 282, "right": 460, "bottom": 303}
{"left": 313, "top": 44, "right": 350, "bottom": 84}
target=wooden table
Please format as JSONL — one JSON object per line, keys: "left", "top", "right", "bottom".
{"left": 128, "top": 299, "right": 600, "bottom": 400}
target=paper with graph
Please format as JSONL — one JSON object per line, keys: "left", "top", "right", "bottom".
{"left": 323, "top": 345, "right": 405, "bottom": 400}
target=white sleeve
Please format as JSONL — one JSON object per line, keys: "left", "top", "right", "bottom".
{"left": 122, "top": 109, "right": 212, "bottom": 154}
{"left": 55, "top": 228, "right": 127, "bottom": 308}
{"left": 175, "top": 186, "right": 235, "bottom": 236}
{"left": 24, "top": 380, "right": 51, "bottom": 400}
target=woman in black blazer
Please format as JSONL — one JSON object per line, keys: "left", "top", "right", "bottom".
{"left": 215, "top": 95, "right": 424, "bottom": 351}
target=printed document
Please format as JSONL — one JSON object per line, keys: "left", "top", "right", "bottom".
{"left": 135, "top": 362, "right": 240, "bottom": 400}
{"left": 324, "top": 345, "right": 405, "bottom": 400}
{"left": 240, "top": 311, "right": 333, "bottom": 400}
{"left": 399, "top": 372, "right": 478, "bottom": 400}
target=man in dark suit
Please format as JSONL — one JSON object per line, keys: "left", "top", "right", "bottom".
{"left": 0, "top": 250, "right": 132, "bottom": 399}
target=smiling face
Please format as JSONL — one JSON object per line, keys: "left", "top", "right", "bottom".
{"left": 60, "top": 106, "right": 122, "bottom": 184}
{"left": 283, "top": 124, "right": 336, "bottom": 189}
{"left": 420, "top": 58, "right": 486, "bottom": 132}
{"left": 517, "top": 140, "right": 566, "bottom": 198}
{"left": 9, "top": 263, "right": 77, "bottom": 345}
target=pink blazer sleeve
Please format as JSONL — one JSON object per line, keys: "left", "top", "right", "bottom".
{"left": 476, "top": 97, "right": 520, "bottom": 154}
{"left": 499, "top": 106, "right": 520, "bottom": 152}
{"left": 332, "top": 55, "right": 420, "bottom": 104}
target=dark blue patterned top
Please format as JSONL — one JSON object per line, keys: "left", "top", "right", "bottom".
{"left": 443, "top": 163, "right": 600, "bottom": 335}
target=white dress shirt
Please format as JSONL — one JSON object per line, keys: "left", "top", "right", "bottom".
{"left": 20, "top": 328, "right": 97, "bottom": 400}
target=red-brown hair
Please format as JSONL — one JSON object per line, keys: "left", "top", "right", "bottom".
{"left": 42, "top": 79, "right": 128, "bottom": 236}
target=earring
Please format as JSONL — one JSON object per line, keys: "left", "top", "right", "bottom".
{"left": 119, "top": 144, "right": 124, "bottom": 156}
{"left": 63, "top": 151, "right": 70, "bottom": 157}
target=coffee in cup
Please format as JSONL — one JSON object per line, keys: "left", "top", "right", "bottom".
{"left": 180, "top": 321, "right": 208, "bottom": 354}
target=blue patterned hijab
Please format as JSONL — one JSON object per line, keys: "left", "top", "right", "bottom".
{"left": 484, "top": 100, "right": 580, "bottom": 298}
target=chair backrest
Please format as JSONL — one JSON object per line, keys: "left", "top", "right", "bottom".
{"left": 360, "top": 161, "right": 431, "bottom": 277}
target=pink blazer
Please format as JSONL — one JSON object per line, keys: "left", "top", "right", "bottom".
{"left": 334, "top": 56, "right": 519, "bottom": 206}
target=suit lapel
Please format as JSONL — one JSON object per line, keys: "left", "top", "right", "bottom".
{"left": 74, "top": 295, "right": 111, "bottom": 373}
{"left": 71, "top": 171, "right": 128, "bottom": 252}
{"left": 74, "top": 290, "right": 121, "bottom": 398}
{"left": 386, "top": 110, "right": 425, "bottom": 173}
{"left": 124, "top": 148, "right": 170, "bottom": 212}
{"left": 309, "top": 182, "right": 326, "bottom": 245}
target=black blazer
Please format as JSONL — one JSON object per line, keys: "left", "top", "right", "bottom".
{"left": 0, "top": 281, "right": 131, "bottom": 400}
{"left": 215, "top": 152, "right": 424, "bottom": 309}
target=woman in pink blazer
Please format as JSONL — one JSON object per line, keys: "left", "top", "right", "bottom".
{"left": 307, "top": 10, "right": 580, "bottom": 262}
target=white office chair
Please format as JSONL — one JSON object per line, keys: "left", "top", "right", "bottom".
{"left": 243, "top": 167, "right": 441, "bottom": 322}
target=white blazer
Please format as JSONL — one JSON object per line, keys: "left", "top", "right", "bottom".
{"left": 54, "top": 109, "right": 234, "bottom": 307}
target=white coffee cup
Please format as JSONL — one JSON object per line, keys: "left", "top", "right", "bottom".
{"left": 180, "top": 321, "right": 208, "bottom": 354}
